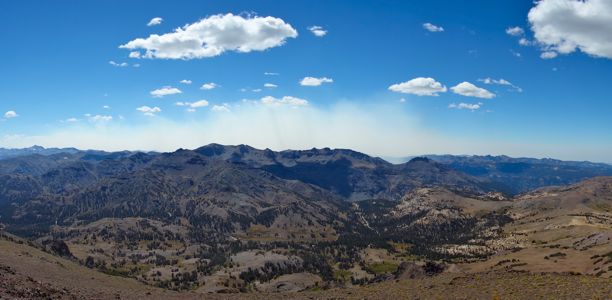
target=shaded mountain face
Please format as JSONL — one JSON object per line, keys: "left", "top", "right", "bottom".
{"left": 193, "top": 144, "right": 487, "bottom": 201}
{"left": 425, "top": 155, "right": 612, "bottom": 195}
{"left": 0, "top": 148, "right": 347, "bottom": 239}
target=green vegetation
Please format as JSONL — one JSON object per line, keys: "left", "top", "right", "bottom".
{"left": 367, "top": 261, "right": 398, "bottom": 275}
{"left": 333, "top": 269, "right": 352, "bottom": 282}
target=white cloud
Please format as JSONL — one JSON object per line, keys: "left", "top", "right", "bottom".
{"left": 528, "top": 0, "right": 612, "bottom": 59}
{"left": 151, "top": 86, "right": 182, "bottom": 98}
{"left": 299, "top": 76, "right": 333, "bottom": 86}
{"left": 264, "top": 83, "right": 277, "bottom": 88}
{"left": 399, "top": 98, "right": 406, "bottom": 103}
{"left": 63, "top": 118, "right": 79, "bottom": 123}
{"left": 518, "top": 38, "right": 532, "bottom": 46}
{"left": 449, "top": 102, "right": 482, "bottom": 111}
{"left": 308, "top": 25, "right": 327, "bottom": 37}
{"left": 103, "top": 105, "right": 111, "bottom": 109}
{"left": 128, "top": 51, "right": 141, "bottom": 58}
{"left": 540, "top": 51, "right": 558, "bottom": 59}
{"left": 191, "top": 100, "right": 209, "bottom": 107}
{"left": 252, "top": 88, "right": 262, "bottom": 92}
{"left": 147, "top": 17, "right": 163, "bottom": 27}
{"left": 505, "top": 26, "right": 524, "bottom": 36}
{"left": 200, "top": 82, "right": 219, "bottom": 90}
{"left": 261, "top": 96, "right": 308, "bottom": 107}
{"left": 175, "top": 100, "right": 209, "bottom": 110}
{"left": 136, "top": 106, "right": 162, "bottom": 116}
{"left": 4, "top": 111, "right": 18, "bottom": 119}
{"left": 109, "top": 60, "right": 128, "bottom": 67}
{"left": 211, "top": 104, "right": 231, "bottom": 112}
{"left": 388, "top": 77, "right": 447, "bottom": 96}
{"left": 450, "top": 82, "right": 495, "bottom": 99}
{"left": 121, "top": 13, "right": 298, "bottom": 60}
{"left": 264, "top": 72, "right": 279, "bottom": 76}
{"left": 510, "top": 49, "right": 522, "bottom": 57}
{"left": 89, "top": 115, "right": 113, "bottom": 122}
{"left": 132, "top": 63, "right": 140, "bottom": 68}
{"left": 506, "top": 26, "right": 534, "bottom": 47}
{"left": 423, "top": 22, "right": 444, "bottom": 32}
{"left": 180, "top": 79, "right": 192, "bottom": 84}
{"left": 478, "top": 77, "right": 522, "bottom": 92}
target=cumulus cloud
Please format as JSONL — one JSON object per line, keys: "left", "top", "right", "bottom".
{"left": 211, "top": 104, "right": 231, "bottom": 112}
{"left": 505, "top": 26, "right": 524, "bottom": 36}
{"left": 175, "top": 100, "right": 209, "bottom": 110}
{"left": 200, "top": 82, "right": 219, "bottom": 90}
{"left": 299, "top": 77, "right": 333, "bottom": 86}
{"left": 264, "top": 83, "right": 277, "bottom": 88}
{"left": 528, "top": 0, "right": 612, "bottom": 59}
{"left": 190, "top": 100, "right": 209, "bottom": 108}
{"left": 120, "top": 13, "right": 298, "bottom": 60}
{"left": 540, "top": 51, "right": 558, "bottom": 59}
{"left": 109, "top": 60, "right": 128, "bottom": 67}
{"left": 388, "top": 77, "right": 447, "bottom": 96}
{"left": 308, "top": 25, "right": 327, "bottom": 37}
{"left": 518, "top": 38, "right": 532, "bottom": 46}
{"left": 4, "top": 111, "right": 18, "bottom": 119}
{"left": 449, "top": 102, "right": 482, "bottom": 111}
{"left": 423, "top": 22, "right": 444, "bottom": 32}
{"left": 478, "top": 77, "right": 522, "bottom": 92}
{"left": 136, "top": 106, "right": 162, "bottom": 117}
{"left": 264, "top": 72, "right": 279, "bottom": 76}
{"left": 261, "top": 96, "right": 308, "bottom": 107}
{"left": 180, "top": 79, "right": 192, "bottom": 84}
{"left": 147, "top": 17, "right": 163, "bottom": 27}
{"left": 151, "top": 86, "right": 182, "bottom": 98}
{"left": 128, "top": 51, "right": 141, "bottom": 58}
{"left": 450, "top": 82, "right": 495, "bottom": 99}
{"left": 88, "top": 115, "right": 113, "bottom": 122}
{"left": 506, "top": 26, "right": 535, "bottom": 47}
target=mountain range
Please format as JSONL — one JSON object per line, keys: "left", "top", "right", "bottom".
{"left": 0, "top": 144, "right": 610, "bottom": 295}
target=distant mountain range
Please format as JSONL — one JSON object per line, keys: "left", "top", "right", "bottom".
{"left": 424, "top": 154, "right": 612, "bottom": 195}
{"left": 0, "top": 145, "right": 80, "bottom": 159}
{"left": 2, "top": 145, "right": 611, "bottom": 196}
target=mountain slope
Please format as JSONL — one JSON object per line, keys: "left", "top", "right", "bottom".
{"left": 1, "top": 145, "right": 611, "bottom": 292}
{"left": 194, "top": 144, "right": 488, "bottom": 201}
{"left": 426, "top": 154, "right": 612, "bottom": 195}
{"left": 2, "top": 233, "right": 610, "bottom": 299}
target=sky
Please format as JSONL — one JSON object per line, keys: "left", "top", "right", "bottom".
{"left": 0, "top": 0, "right": 611, "bottom": 162}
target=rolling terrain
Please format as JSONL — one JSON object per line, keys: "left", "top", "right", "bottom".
{"left": 0, "top": 144, "right": 610, "bottom": 297}
{"left": 1, "top": 233, "right": 610, "bottom": 299}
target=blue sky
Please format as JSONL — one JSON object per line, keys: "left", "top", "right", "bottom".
{"left": 1, "top": 0, "right": 611, "bottom": 162}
